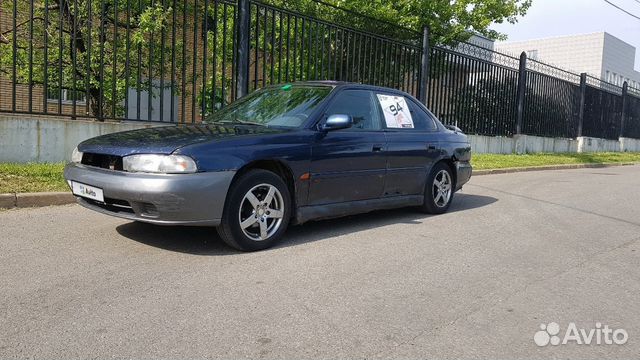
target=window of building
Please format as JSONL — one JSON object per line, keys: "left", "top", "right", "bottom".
{"left": 526, "top": 49, "right": 539, "bottom": 60}
{"left": 47, "top": 88, "right": 86, "bottom": 103}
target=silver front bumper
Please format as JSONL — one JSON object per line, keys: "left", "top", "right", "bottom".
{"left": 64, "top": 163, "right": 235, "bottom": 226}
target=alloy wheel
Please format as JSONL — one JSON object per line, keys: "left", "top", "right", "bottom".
{"left": 432, "top": 170, "right": 452, "bottom": 208}
{"left": 238, "top": 183, "right": 285, "bottom": 241}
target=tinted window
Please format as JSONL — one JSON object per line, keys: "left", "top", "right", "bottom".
{"left": 404, "top": 99, "right": 438, "bottom": 131}
{"left": 325, "top": 90, "right": 381, "bottom": 130}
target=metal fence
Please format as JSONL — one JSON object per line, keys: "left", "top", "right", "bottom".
{"left": 1, "top": 0, "right": 640, "bottom": 141}
{"left": 246, "top": 1, "right": 422, "bottom": 96}
{"left": 626, "top": 91, "right": 640, "bottom": 139}
{"left": 427, "top": 43, "right": 521, "bottom": 137}
{"left": 424, "top": 42, "right": 640, "bottom": 140}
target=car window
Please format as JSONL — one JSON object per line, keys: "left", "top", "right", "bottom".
{"left": 376, "top": 93, "right": 437, "bottom": 132}
{"left": 325, "top": 90, "right": 381, "bottom": 130}
{"left": 406, "top": 100, "right": 438, "bottom": 131}
{"left": 204, "top": 85, "right": 332, "bottom": 128}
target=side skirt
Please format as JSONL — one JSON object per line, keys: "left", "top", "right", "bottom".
{"left": 295, "top": 195, "right": 424, "bottom": 224}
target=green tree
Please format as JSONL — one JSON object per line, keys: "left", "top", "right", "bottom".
{"left": 268, "top": 0, "right": 532, "bottom": 44}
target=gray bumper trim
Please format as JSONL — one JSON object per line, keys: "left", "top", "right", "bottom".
{"left": 64, "top": 163, "right": 235, "bottom": 226}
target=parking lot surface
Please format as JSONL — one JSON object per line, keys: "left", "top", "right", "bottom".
{"left": 1, "top": 166, "right": 639, "bottom": 359}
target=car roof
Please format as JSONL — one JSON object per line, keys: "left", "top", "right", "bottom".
{"left": 287, "top": 81, "right": 412, "bottom": 97}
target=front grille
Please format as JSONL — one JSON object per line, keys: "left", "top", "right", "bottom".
{"left": 82, "top": 153, "right": 123, "bottom": 171}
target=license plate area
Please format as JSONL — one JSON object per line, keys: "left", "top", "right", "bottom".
{"left": 71, "top": 181, "right": 105, "bottom": 203}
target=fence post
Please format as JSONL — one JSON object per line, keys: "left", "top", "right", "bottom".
{"left": 577, "top": 73, "right": 587, "bottom": 138}
{"left": 418, "top": 26, "right": 430, "bottom": 105}
{"left": 620, "top": 81, "right": 628, "bottom": 138}
{"left": 235, "top": 0, "right": 251, "bottom": 100}
{"left": 515, "top": 52, "right": 527, "bottom": 135}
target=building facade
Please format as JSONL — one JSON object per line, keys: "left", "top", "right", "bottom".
{"left": 497, "top": 32, "right": 640, "bottom": 88}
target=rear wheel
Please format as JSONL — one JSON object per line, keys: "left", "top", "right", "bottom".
{"left": 217, "top": 169, "right": 291, "bottom": 251}
{"left": 420, "top": 162, "right": 454, "bottom": 214}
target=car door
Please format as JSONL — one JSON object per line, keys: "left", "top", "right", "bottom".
{"left": 307, "top": 89, "right": 387, "bottom": 206}
{"left": 376, "top": 92, "right": 442, "bottom": 197}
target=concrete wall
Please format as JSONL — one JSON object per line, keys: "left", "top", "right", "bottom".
{"left": 0, "top": 115, "right": 164, "bottom": 163}
{"left": 619, "top": 137, "right": 640, "bottom": 152}
{"left": 469, "top": 135, "right": 579, "bottom": 154}
{"left": 576, "top": 136, "right": 620, "bottom": 153}
{"left": 468, "top": 135, "right": 516, "bottom": 154}
{"left": 468, "top": 134, "right": 635, "bottom": 154}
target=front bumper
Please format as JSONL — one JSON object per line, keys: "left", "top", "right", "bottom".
{"left": 455, "top": 160, "right": 472, "bottom": 191}
{"left": 64, "top": 163, "right": 235, "bottom": 226}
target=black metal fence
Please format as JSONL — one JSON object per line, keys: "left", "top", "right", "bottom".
{"left": 426, "top": 43, "right": 521, "bottom": 137}
{"left": 246, "top": 1, "right": 422, "bottom": 95}
{"left": 425, "top": 43, "right": 640, "bottom": 140}
{"left": 626, "top": 89, "right": 640, "bottom": 139}
{"left": 1, "top": 0, "right": 640, "bottom": 141}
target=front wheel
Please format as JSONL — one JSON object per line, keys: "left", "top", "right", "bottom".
{"left": 420, "top": 162, "right": 454, "bottom": 214}
{"left": 217, "top": 169, "right": 291, "bottom": 251}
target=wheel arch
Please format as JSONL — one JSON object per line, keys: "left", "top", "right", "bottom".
{"left": 231, "top": 159, "right": 297, "bottom": 216}
{"left": 434, "top": 156, "right": 458, "bottom": 189}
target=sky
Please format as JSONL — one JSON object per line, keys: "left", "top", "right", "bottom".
{"left": 491, "top": 0, "right": 640, "bottom": 70}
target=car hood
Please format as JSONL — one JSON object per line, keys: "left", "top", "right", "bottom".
{"left": 78, "top": 124, "right": 287, "bottom": 156}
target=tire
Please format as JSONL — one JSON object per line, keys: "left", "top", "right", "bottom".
{"left": 420, "top": 162, "right": 455, "bottom": 215}
{"left": 217, "top": 169, "right": 292, "bottom": 251}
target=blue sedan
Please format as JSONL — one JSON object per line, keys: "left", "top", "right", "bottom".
{"left": 64, "top": 82, "right": 472, "bottom": 251}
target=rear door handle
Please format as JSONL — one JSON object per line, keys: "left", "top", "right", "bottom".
{"left": 372, "top": 144, "right": 384, "bottom": 152}
{"left": 427, "top": 144, "right": 437, "bottom": 150}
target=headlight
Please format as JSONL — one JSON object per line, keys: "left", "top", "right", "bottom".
{"left": 122, "top": 154, "right": 197, "bottom": 174}
{"left": 71, "top": 147, "right": 83, "bottom": 163}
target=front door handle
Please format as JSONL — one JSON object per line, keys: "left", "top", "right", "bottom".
{"left": 427, "top": 144, "right": 437, "bottom": 150}
{"left": 372, "top": 144, "right": 384, "bottom": 152}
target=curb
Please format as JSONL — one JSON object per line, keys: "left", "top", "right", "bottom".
{"left": 0, "top": 192, "right": 75, "bottom": 209}
{"left": 472, "top": 162, "right": 637, "bottom": 176}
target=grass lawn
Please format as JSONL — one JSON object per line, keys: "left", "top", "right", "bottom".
{"left": 0, "top": 163, "right": 68, "bottom": 194}
{"left": 1, "top": 152, "right": 640, "bottom": 193}
{"left": 471, "top": 152, "right": 640, "bottom": 170}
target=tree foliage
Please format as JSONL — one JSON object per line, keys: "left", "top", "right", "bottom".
{"left": 268, "top": 0, "right": 532, "bottom": 44}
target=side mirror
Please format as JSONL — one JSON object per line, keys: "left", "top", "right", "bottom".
{"left": 321, "top": 114, "right": 353, "bottom": 131}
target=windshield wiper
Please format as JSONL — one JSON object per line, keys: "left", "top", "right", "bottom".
{"left": 235, "top": 119, "right": 266, "bottom": 126}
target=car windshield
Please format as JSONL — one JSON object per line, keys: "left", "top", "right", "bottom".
{"left": 204, "top": 85, "right": 332, "bottom": 128}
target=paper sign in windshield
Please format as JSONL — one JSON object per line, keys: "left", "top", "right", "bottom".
{"left": 377, "top": 94, "right": 414, "bottom": 129}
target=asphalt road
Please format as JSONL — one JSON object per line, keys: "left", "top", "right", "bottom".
{"left": 1, "top": 166, "right": 639, "bottom": 359}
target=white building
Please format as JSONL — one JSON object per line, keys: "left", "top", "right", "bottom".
{"left": 496, "top": 32, "right": 640, "bottom": 89}
{"left": 466, "top": 34, "right": 495, "bottom": 50}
